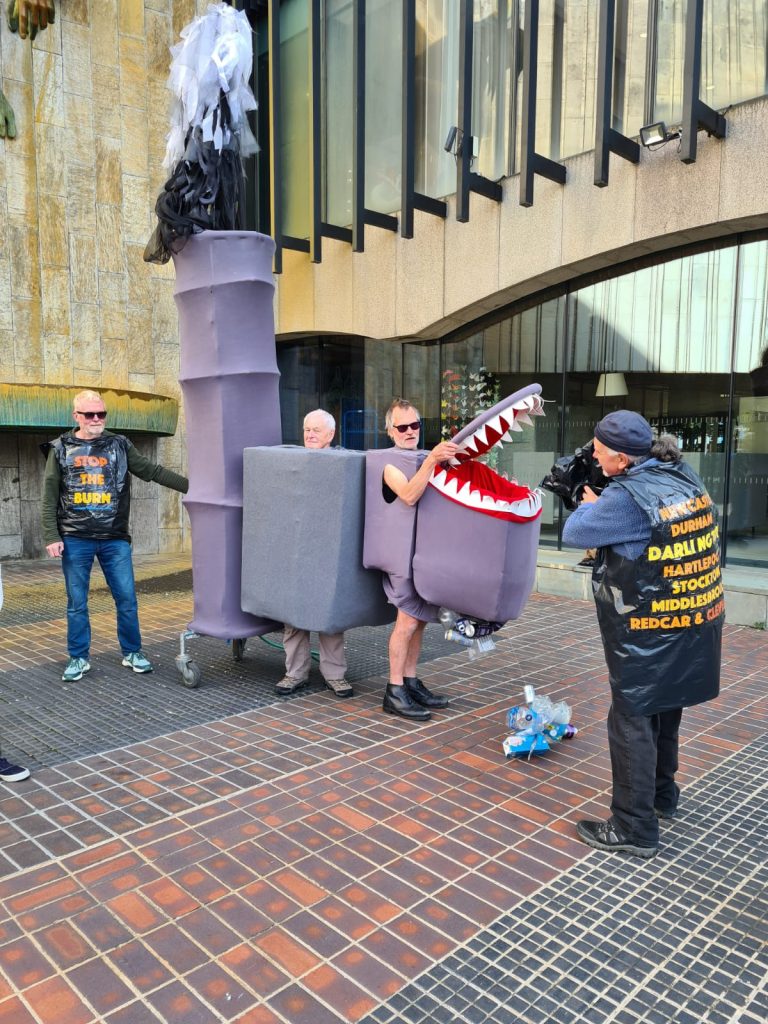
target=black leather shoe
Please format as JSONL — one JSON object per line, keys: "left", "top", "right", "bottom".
{"left": 403, "top": 676, "right": 449, "bottom": 708}
{"left": 382, "top": 684, "right": 431, "bottom": 721}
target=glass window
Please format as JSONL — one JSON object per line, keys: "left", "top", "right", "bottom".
{"left": 439, "top": 300, "right": 566, "bottom": 546}
{"left": 280, "top": 0, "right": 310, "bottom": 239}
{"left": 395, "top": 239, "right": 768, "bottom": 568}
{"left": 729, "top": 238, "right": 768, "bottom": 566}
{"left": 651, "top": 0, "right": 685, "bottom": 126}
{"left": 533, "top": 0, "right": 600, "bottom": 162}
{"left": 415, "top": 0, "right": 460, "bottom": 199}
{"left": 612, "top": 0, "right": 651, "bottom": 138}
{"left": 403, "top": 341, "right": 441, "bottom": 444}
{"left": 324, "top": 0, "right": 354, "bottom": 226}
{"left": 703, "top": 1, "right": 768, "bottom": 110}
{"left": 277, "top": 336, "right": 403, "bottom": 449}
{"left": 567, "top": 250, "right": 737, "bottom": 374}
{"left": 564, "top": 250, "right": 737, "bottom": 522}
{"left": 472, "top": 0, "right": 517, "bottom": 178}
{"left": 366, "top": 0, "right": 403, "bottom": 214}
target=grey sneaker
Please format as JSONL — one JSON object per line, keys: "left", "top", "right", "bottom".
{"left": 324, "top": 677, "right": 354, "bottom": 698}
{"left": 576, "top": 819, "right": 658, "bottom": 859}
{"left": 62, "top": 657, "right": 90, "bottom": 682}
{"left": 276, "top": 674, "right": 308, "bottom": 695}
{"left": 122, "top": 651, "right": 153, "bottom": 673}
{"left": 654, "top": 806, "right": 678, "bottom": 821}
{"left": 0, "top": 758, "right": 30, "bottom": 782}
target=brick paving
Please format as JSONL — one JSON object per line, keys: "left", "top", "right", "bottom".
{"left": 0, "top": 554, "right": 766, "bottom": 1023}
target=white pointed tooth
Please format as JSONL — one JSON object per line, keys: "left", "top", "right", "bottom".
{"left": 493, "top": 440, "right": 504, "bottom": 449}
{"left": 515, "top": 412, "right": 533, "bottom": 427}
{"left": 444, "top": 477, "right": 460, "bottom": 497}
{"left": 531, "top": 397, "right": 545, "bottom": 416}
{"left": 472, "top": 424, "right": 489, "bottom": 449}
{"left": 508, "top": 418, "right": 523, "bottom": 433}
{"left": 481, "top": 494, "right": 496, "bottom": 509}
{"left": 485, "top": 414, "right": 503, "bottom": 437}
{"left": 467, "top": 489, "right": 484, "bottom": 508}
{"left": 459, "top": 438, "right": 477, "bottom": 455}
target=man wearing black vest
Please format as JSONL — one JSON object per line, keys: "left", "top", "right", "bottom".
{"left": 563, "top": 411, "right": 723, "bottom": 858}
{"left": 42, "top": 390, "right": 188, "bottom": 683}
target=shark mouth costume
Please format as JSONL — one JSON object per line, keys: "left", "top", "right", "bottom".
{"left": 365, "top": 384, "right": 545, "bottom": 628}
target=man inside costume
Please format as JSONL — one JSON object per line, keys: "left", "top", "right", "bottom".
{"left": 380, "top": 399, "right": 457, "bottom": 721}
{"left": 42, "top": 390, "right": 189, "bottom": 682}
{"left": 276, "top": 410, "right": 353, "bottom": 699}
{"left": 563, "top": 411, "right": 723, "bottom": 858}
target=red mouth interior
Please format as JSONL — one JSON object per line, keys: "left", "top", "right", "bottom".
{"left": 445, "top": 460, "right": 533, "bottom": 503}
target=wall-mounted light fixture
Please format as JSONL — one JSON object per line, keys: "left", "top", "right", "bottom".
{"left": 444, "top": 125, "right": 460, "bottom": 154}
{"left": 444, "top": 125, "right": 478, "bottom": 159}
{"left": 639, "top": 122, "right": 681, "bottom": 148}
{"left": 595, "top": 372, "right": 628, "bottom": 398}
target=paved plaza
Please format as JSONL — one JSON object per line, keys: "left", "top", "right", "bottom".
{"left": 0, "top": 554, "right": 765, "bottom": 1024}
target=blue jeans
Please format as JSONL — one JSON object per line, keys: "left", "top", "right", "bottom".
{"left": 62, "top": 537, "right": 141, "bottom": 658}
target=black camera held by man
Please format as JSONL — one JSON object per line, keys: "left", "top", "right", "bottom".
{"left": 539, "top": 441, "right": 609, "bottom": 511}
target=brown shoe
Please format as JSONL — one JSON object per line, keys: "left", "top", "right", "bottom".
{"left": 324, "top": 677, "right": 354, "bottom": 698}
{"left": 276, "top": 674, "right": 309, "bottom": 695}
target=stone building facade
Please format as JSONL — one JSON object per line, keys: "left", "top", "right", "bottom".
{"left": 0, "top": 0, "right": 201, "bottom": 557}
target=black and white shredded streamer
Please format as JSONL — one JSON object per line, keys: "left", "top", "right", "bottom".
{"left": 144, "top": 3, "right": 257, "bottom": 265}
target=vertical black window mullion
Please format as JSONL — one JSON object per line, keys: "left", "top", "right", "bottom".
{"left": 594, "top": 0, "right": 639, "bottom": 188}
{"left": 519, "top": 0, "right": 566, "bottom": 208}
{"left": 309, "top": 0, "right": 322, "bottom": 263}
{"left": 352, "top": 0, "right": 366, "bottom": 252}
{"left": 401, "top": 0, "right": 416, "bottom": 239}
{"left": 680, "top": 0, "right": 726, "bottom": 164}
{"left": 457, "top": 0, "right": 473, "bottom": 223}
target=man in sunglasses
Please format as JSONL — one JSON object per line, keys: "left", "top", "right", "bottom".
{"left": 379, "top": 399, "right": 457, "bottom": 720}
{"left": 42, "top": 390, "right": 188, "bottom": 683}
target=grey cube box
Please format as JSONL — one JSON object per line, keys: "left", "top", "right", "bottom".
{"left": 241, "top": 446, "right": 395, "bottom": 633}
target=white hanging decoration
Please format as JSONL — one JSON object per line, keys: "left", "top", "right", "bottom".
{"left": 163, "top": 2, "right": 258, "bottom": 172}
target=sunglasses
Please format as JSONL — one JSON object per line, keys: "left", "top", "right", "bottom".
{"left": 76, "top": 411, "right": 107, "bottom": 420}
{"left": 393, "top": 420, "right": 421, "bottom": 434}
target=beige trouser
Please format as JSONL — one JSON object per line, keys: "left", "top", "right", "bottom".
{"left": 283, "top": 626, "right": 347, "bottom": 681}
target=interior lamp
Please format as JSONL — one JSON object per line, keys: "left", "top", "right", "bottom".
{"left": 595, "top": 372, "right": 628, "bottom": 398}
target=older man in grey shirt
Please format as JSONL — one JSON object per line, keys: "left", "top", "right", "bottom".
{"left": 276, "top": 410, "right": 353, "bottom": 699}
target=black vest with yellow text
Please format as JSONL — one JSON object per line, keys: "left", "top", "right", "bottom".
{"left": 52, "top": 432, "right": 133, "bottom": 541}
{"left": 592, "top": 461, "right": 723, "bottom": 715}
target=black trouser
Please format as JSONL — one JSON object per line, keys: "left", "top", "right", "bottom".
{"left": 607, "top": 696, "right": 683, "bottom": 847}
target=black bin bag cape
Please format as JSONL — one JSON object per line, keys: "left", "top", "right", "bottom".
{"left": 592, "top": 460, "right": 724, "bottom": 716}
{"left": 51, "top": 433, "right": 133, "bottom": 541}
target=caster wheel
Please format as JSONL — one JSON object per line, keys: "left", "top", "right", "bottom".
{"left": 175, "top": 654, "right": 201, "bottom": 688}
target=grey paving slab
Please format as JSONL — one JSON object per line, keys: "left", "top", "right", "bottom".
{"left": 359, "top": 735, "right": 768, "bottom": 1024}
{"left": 0, "top": 564, "right": 457, "bottom": 770}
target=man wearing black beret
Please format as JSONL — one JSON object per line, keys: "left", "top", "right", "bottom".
{"left": 564, "top": 411, "right": 724, "bottom": 858}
